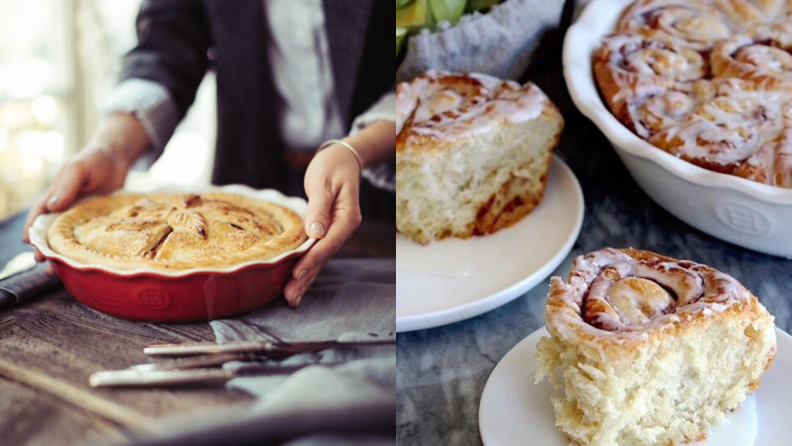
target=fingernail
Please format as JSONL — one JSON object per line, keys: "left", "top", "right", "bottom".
{"left": 294, "top": 292, "right": 302, "bottom": 307}
{"left": 297, "top": 269, "right": 307, "bottom": 280}
{"left": 47, "top": 195, "right": 59, "bottom": 208}
{"left": 310, "top": 222, "right": 326, "bottom": 237}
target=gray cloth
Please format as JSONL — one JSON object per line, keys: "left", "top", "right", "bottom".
{"left": 209, "top": 258, "right": 395, "bottom": 445}
{"left": 396, "top": 0, "right": 566, "bottom": 82}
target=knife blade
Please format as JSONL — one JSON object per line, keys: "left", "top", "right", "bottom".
{"left": 128, "top": 352, "right": 252, "bottom": 371}
{"left": 90, "top": 362, "right": 338, "bottom": 387}
{"left": 0, "top": 252, "right": 36, "bottom": 281}
{"left": 143, "top": 339, "right": 396, "bottom": 357}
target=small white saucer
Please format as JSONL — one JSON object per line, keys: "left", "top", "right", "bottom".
{"left": 396, "top": 156, "right": 584, "bottom": 332}
{"left": 479, "top": 326, "right": 792, "bottom": 446}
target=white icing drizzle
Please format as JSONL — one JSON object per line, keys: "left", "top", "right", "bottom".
{"left": 396, "top": 70, "right": 549, "bottom": 148}
{"left": 712, "top": 23, "right": 792, "bottom": 87}
{"left": 596, "top": 0, "right": 792, "bottom": 188}
{"left": 545, "top": 249, "right": 752, "bottom": 345}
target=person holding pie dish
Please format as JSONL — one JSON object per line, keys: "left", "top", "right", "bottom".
{"left": 21, "top": 0, "right": 394, "bottom": 308}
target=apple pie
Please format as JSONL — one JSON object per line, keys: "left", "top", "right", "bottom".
{"left": 48, "top": 192, "right": 307, "bottom": 270}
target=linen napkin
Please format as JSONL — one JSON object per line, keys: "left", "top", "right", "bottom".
{"left": 209, "top": 257, "right": 395, "bottom": 445}
{"left": 121, "top": 258, "right": 395, "bottom": 446}
{"left": 396, "top": 0, "right": 566, "bottom": 82}
{"left": 210, "top": 257, "right": 395, "bottom": 390}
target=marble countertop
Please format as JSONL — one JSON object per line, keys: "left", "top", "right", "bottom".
{"left": 395, "top": 29, "right": 792, "bottom": 446}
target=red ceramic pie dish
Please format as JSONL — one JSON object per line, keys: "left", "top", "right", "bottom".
{"left": 28, "top": 186, "right": 315, "bottom": 323}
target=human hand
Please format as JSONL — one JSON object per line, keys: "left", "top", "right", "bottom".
{"left": 23, "top": 113, "right": 148, "bottom": 270}
{"left": 284, "top": 143, "right": 363, "bottom": 307}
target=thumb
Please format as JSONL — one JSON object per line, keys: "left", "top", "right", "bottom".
{"left": 46, "top": 161, "right": 88, "bottom": 212}
{"left": 305, "top": 188, "right": 334, "bottom": 239}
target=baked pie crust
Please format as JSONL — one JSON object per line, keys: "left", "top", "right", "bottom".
{"left": 47, "top": 192, "right": 307, "bottom": 270}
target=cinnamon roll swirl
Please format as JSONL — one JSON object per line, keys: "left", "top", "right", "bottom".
{"left": 594, "top": 34, "right": 710, "bottom": 136}
{"left": 649, "top": 94, "right": 784, "bottom": 172}
{"left": 713, "top": 0, "right": 789, "bottom": 29}
{"left": 536, "top": 248, "right": 776, "bottom": 446}
{"left": 617, "top": 0, "right": 733, "bottom": 50}
{"left": 711, "top": 23, "right": 792, "bottom": 89}
{"left": 734, "top": 126, "right": 792, "bottom": 187}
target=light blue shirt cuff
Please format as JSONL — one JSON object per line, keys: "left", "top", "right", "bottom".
{"left": 350, "top": 93, "right": 396, "bottom": 193}
{"left": 105, "top": 78, "right": 181, "bottom": 158}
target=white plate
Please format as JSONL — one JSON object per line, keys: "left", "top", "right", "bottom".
{"left": 479, "top": 326, "right": 792, "bottom": 446}
{"left": 396, "top": 156, "right": 584, "bottom": 332}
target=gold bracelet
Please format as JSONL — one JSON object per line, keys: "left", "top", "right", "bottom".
{"left": 319, "top": 139, "right": 363, "bottom": 176}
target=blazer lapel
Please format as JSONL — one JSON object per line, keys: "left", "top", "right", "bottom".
{"left": 204, "top": 0, "right": 277, "bottom": 116}
{"left": 323, "top": 0, "right": 374, "bottom": 126}
{"left": 203, "top": 0, "right": 288, "bottom": 189}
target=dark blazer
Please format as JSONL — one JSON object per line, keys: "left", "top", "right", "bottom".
{"left": 120, "top": 0, "right": 392, "bottom": 192}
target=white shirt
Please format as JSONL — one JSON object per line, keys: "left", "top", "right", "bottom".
{"left": 109, "top": 0, "right": 395, "bottom": 190}
{"left": 264, "top": 0, "right": 344, "bottom": 148}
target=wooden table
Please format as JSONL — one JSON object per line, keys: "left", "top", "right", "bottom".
{"left": 0, "top": 213, "right": 395, "bottom": 446}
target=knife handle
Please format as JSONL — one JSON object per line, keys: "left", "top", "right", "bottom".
{"left": 0, "top": 265, "right": 62, "bottom": 311}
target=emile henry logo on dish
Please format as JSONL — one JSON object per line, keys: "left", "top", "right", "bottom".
{"left": 137, "top": 289, "right": 171, "bottom": 310}
{"left": 715, "top": 203, "right": 770, "bottom": 236}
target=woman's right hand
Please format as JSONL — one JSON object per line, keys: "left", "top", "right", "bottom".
{"left": 22, "top": 113, "right": 150, "bottom": 264}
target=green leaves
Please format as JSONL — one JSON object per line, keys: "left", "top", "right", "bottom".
{"left": 396, "top": 0, "right": 503, "bottom": 59}
{"left": 468, "top": 0, "right": 500, "bottom": 11}
{"left": 428, "top": 0, "right": 467, "bottom": 24}
{"left": 397, "top": 27, "right": 407, "bottom": 57}
{"left": 396, "top": 0, "right": 429, "bottom": 28}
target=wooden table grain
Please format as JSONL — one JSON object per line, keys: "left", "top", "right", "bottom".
{"left": 0, "top": 212, "right": 395, "bottom": 446}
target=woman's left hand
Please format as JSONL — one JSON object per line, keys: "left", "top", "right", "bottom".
{"left": 284, "top": 143, "right": 363, "bottom": 307}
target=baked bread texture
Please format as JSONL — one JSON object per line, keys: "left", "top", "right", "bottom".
{"left": 536, "top": 248, "right": 776, "bottom": 446}
{"left": 396, "top": 70, "right": 564, "bottom": 244}
{"left": 594, "top": 0, "right": 792, "bottom": 188}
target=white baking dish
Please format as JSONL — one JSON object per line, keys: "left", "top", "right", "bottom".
{"left": 563, "top": 0, "right": 792, "bottom": 259}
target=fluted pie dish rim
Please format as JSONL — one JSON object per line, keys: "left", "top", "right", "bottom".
{"left": 563, "top": 0, "right": 792, "bottom": 204}
{"left": 28, "top": 185, "right": 316, "bottom": 278}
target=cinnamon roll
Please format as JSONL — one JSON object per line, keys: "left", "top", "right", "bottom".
{"left": 711, "top": 22, "right": 792, "bottom": 89}
{"left": 734, "top": 126, "right": 792, "bottom": 187}
{"left": 617, "top": 0, "right": 733, "bottom": 50}
{"left": 649, "top": 93, "right": 785, "bottom": 173}
{"left": 713, "top": 0, "right": 789, "bottom": 29}
{"left": 536, "top": 248, "right": 776, "bottom": 446}
{"left": 594, "top": 34, "right": 709, "bottom": 137}
{"left": 596, "top": 0, "right": 792, "bottom": 189}
{"left": 396, "top": 70, "right": 563, "bottom": 244}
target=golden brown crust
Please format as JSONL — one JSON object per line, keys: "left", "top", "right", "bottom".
{"left": 48, "top": 192, "right": 307, "bottom": 270}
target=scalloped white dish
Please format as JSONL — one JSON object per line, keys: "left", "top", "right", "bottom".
{"left": 564, "top": 0, "right": 792, "bottom": 258}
